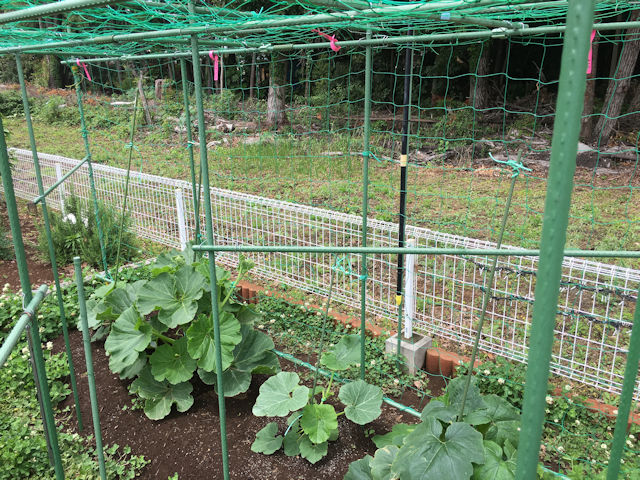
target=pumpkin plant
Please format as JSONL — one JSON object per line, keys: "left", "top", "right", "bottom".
{"left": 250, "top": 334, "right": 384, "bottom": 464}
{"left": 344, "top": 376, "right": 521, "bottom": 480}
{"left": 86, "top": 245, "right": 280, "bottom": 419}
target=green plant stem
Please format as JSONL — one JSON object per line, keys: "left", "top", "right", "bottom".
{"left": 458, "top": 159, "right": 520, "bottom": 421}
{"left": 153, "top": 331, "right": 175, "bottom": 345}
{"left": 310, "top": 263, "right": 336, "bottom": 403}
{"left": 322, "top": 372, "right": 335, "bottom": 402}
{"left": 219, "top": 270, "right": 248, "bottom": 309}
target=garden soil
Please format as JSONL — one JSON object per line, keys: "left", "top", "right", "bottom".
{"left": 54, "top": 330, "right": 425, "bottom": 479}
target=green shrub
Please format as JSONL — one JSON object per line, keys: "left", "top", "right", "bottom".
{"left": 34, "top": 95, "right": 79, "bottom": 126}
{"left": 0, "top": 216, "right": 12, "bottom": 261}
{"left": 0, "top": 90, "right": 24, "bottom": 116}
{"left": 37, "top": 194, "right": 139, "bottom": 268}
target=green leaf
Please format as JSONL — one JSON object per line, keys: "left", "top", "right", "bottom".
{"left": 320, "top": 334, "right": 361, "bottom": 371}
{"left": 137, "top": 265, "right": 204, "bottom": 328}
{"left": 283, "top": 416, "right": 302, "bottom": 457}
{"left": 149, "top": 337, "right": 197, "bottom": 384}
{"left": 130, "top": 367, "right": 194, "bottom": 420}
{"left": 217, "top": 369, "right": 252, "bottom": 397}
{"left": 186, "top": 311, "right": 241, "bottom": 372}
{"left": 300, "top": 403, "right": 338, "bottom": 444}
{"left": 465, "top": 395, "right": 520, "bottom": 448}
{"left": 237, "top": 305, "right": 262, "bottom": 325}
{"left": 299, "top": 435, "right": 328, "bottom": 464}
{"left": 251, "top": 422, "right": 283, "bottom": 455}
{"left": 114, "top": 351, "right": 147, "bottom": 380}
{"left": 104, "top": 306, "right": 152, "bottom": 373}
{"left": 391, "top": 417, "right": 484, "bottom": 480}
{"left": 421, "top": 400, "right": 458, "bottom": 424}
{"left": 232, "top": 325, "right": 277, "bottom": 373}
{"left": 344, "top": 456, "right": 373, "bottom": 480}
{"left": 445, "top": 376, "right": 486, "bottom": 415}
{"left": 373, "top": 423, "right": 416, "bottom": 449}
{"left": 370, "top": 445, "right": 399, "bottom": 480}
{"left": 253, "top": 372, "right": 310, "bottom": 417}
{"left": 339, "top": 380, "right": 383, "bottom": 425}
{"left": 473, "top": 441, "right": 516, "bottom": 480}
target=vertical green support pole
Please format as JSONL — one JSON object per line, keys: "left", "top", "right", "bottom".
{"left": 0, "top": 116, "right": 64, "bottom": 480}
{"left": 15, "top": 54, "right": 84, "bottom": 431}
{"left": 188, "top": 2, "right": 229, "bottom": 478}
{"left": 180, "top": 58, "right": 201, "bottom": 243}
{"left": 73, "top": 257, "right": 106, "bottom": 480}
{"left": 359, "top": 30, "right": 372, "bottom": 380}
{"left": 515, "top": 2, "right": 595, "bottom": 479}
{"left": 71, "top": 67, "right": 110, "bottom": 278}
{"left": 606, "top": 284, "right": 640, "bottom": 480}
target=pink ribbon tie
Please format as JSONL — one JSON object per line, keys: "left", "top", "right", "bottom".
{"left": 587, "top": 30, "right": 596, "bottom": 74}
{"left": 209, "top": 51, "right": 219, "bottom": 81}
{"left": 312, "top": 29, "right": 341, "bottom": 52}
{"left": 76, "top": 59, "right": 91, "bottom": 81}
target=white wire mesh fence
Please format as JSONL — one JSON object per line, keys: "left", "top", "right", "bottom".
{"left": 8, "top": 148, "right": 639, "bottom": 399}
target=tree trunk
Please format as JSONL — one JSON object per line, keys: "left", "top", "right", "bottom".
{"left": 249, "top": 53, "right": 256, "bottom": 99}
{"left": 266, "top": 54, "right": 288, "bottom": 127}
{"left": 593, "top": 13, "right": 640, "bottom": 145}
{"left": 471, "top": 40, "right": 492, "bottom": 110}
{"left": 580, "top": 35, "right": 599, "bottom": 140}
{"left": 137, "top": 71, "right": 153, "bottom": 125}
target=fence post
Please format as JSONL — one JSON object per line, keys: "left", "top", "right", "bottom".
{"left": 403, "top": 238, "right": 416, "bottom": 339}
{"left": 55, "top": 163, "right": 65, "bottom": 215}
{"left": 175, "top": 188, "right": 187, "bottom": 250}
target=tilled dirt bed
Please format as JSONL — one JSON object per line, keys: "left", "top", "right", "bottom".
{"left": 54, "top": 330, "right": 425, "bottom": 480}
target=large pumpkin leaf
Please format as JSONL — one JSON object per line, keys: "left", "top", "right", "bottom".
{"left": 114, "top": 351, "right": 147, "bottom": 380}
{"left": 465, "top": 395, "right": 520, "bottom": 448}
{"left": 130, "top": 366, "right": 194, "bottom": 420}
{"left": 344, "top": 456, "right": 373, "bottom": 480}
{"left": 445, "top": 376, "right": 486, "bottom": 416}
{"left": 320, "top": 334, "right": 361, "bottom": 371}
{"left": 137, "top": 265, "right": 205, "bottom": 328}
{"left": 370, "top": 445, "right": 399, "bottom": 480}
{"left": 253, "top": 372, "right": 309, "bottom": 417}
{"left": 232, "top": 325, "right": 278, "bottom": 373}
{"left": 339, "top": 380, "right": 383, "bottom": 425}
{"left": 186, "top": 311, "right": 241, "bottom": 372}
{"left": 421, "top": 399, "right": 458, "bottom": 424}
{"left": 104, "top": 306, "right": 152, "bottom": 373}
{"left": 283, "top": 416, "right": 302, "bottom": 457}
{"left": 300, "top": 403, "right": 338, "bottom": 444}
{"left": 149, "top": 337, "right": 197, "bottom": 384}
{"left": 85, "top": 280, "right": 144, "bottom": 331}
{"left": 251, "top": 422, "right": 283, "bottom": 455}
{"left": 373, "top": 423, "right": 416, "bottom": 449}
{"left": 391, "top": 417, "right": 484, "bottom": 480}
{"left": 473, "top": 440, "right": 516, "bottom": 480}
{"left": 299, "top": 435, "right": 328, "bottom": 464}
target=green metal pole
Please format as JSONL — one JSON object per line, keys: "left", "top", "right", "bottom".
{"left": 359, "top": 30, "right": 372, "bottom": 381}
{"left": 16, "top": 53, "right": 84, "bottom": 432}
{"left": 33, "top": 156, "right": 89, "bottom": 204}
{"left": 71, "top": 67, "right": 110, "bottom": 278}
{"left": 0, "top": 116, "right": 64, "bottom": 479}
{"left": 188, "top": 1, "right": 230, "bottom": 477}
{"left": 606, "top": 283, "right": 640, "bottom": 479}
{"left": 180, "top": 58, "right": 201, "bottom": 244}
{"left": 0, "top": 284, "right": 48, "bottom": 366}
{"left": 0, "top": 0, "right": 129, "bottom": 24}
{"left": 73, "top": 257, "right": 107, "bottom": 480}
{"left": 515, "top": 2, "right": 596, "bottom": 478}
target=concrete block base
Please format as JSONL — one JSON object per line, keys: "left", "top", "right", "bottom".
{"left": 384, "top": 333, "right": 432, "bottom": 374}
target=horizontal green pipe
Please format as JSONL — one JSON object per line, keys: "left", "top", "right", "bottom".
{"left": 192, "top": 244, "right": 640, "bottom": 259}
{"left": 273, "top": 349, "right": 422, "bottom": 418}
{"left": 55, "top": 18, "right": 640, "bottom": 63}
{"left": 33, "top": 156, "right": 88, "bottom": 205}
{"left": 0, "top": 285, "right": 49, "bottom": 367}
{"left": 126, "top": 0, "right": 253, "bottom": 17}
{"left": 1, "top": 0, "right": 542, "bottom": 56}
{"left": 0, "top": 0, "right": 129, "bottom": 25}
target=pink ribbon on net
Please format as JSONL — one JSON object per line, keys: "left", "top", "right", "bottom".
{"left": 76, "top": 59, "right": 91, "bottom": 81}
{"left": 587, "top": 30, "right": 596, "bottom": 74}
{"left": 311, "top": 29, "right": 341, "bottom": 52}
{"left": 209, "top": 51, "right": 219, "bottom": 81}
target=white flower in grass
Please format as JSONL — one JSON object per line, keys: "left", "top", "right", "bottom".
{"left": 629, "top": 435, "right": 636, "bottom": 441}
{"left": 62, "top": 213, "right": 77, "bottom": 224}
{"left": 563, "top": 384, "right": 572, "bottom": 392}
{"left": 82, "top": 217, "right": 89, "bottom": 228}
{"left": 554, "top": 418, "right": 559, "bottom": 423}
{"left": 393, "top": 379, "right": 399, "bottom": 385}
{"left": 601, "top": 443, "right": 608, "bottom": 450}
{"left": 497, "top": 378, "right": 505, "bottom": 385}
{"left": 613, "top": 409, "right": 618, "bottom": 415}
{"left": 627, "top": 440, "right": 634, "bottom": 447}
{"left": 483, "top": 369, "right": 491, "bottom": 376}
{"left": 545, "top": 395, "right": 554, "bottom": 405}
{"left": 46, "top": 341, "right": 53, "bottom": 351}
{"left": 370, "top": 360, "right": 376, "bottom": 366}
{"left": 546, "top": 409, "right": 550, "bottom": 414}
{"left": 558, "top": 446, "right": 564, "bottom": 453}
{"left": 21, "top": 346, "right": 28, "bottom": 354}
{"left": 575, "top": 419, "right": 581, "bottom": 426}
